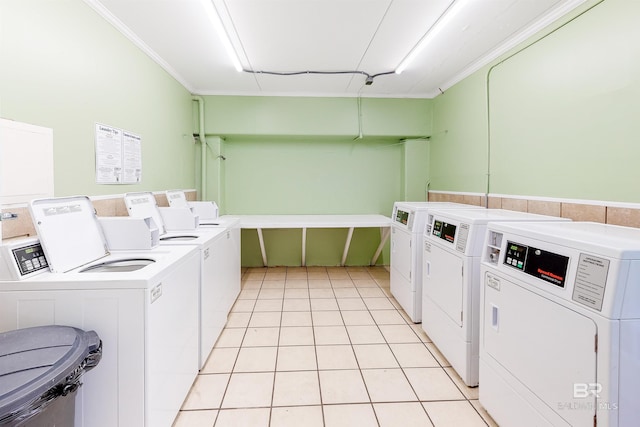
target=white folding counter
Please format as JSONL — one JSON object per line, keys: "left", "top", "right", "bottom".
{"left": 237, "top": 215, "right": 392, "bottom": 266}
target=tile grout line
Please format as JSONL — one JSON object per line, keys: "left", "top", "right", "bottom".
{"left": 210, "top": 272, "right": 258, "bottom": 426}
{"left": 339, "top": 271, "right": 381, "bottom": 427}
{"left": 180, "top": 266, "right": 491, "bottom": 426}
{"left": 267, "top": 273, "right": 282, "bottom": 427}
{"left": 305, "top": 271, "right": 328, "bottom": 427}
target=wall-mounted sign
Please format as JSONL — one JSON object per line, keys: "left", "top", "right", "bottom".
{"left": 95, "top": 123, "right": 141, "bottom": 184}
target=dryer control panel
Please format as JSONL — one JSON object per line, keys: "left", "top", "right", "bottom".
{"left": 482, "top": 221, "right": 640, "bottom": 317}
{"left": 432, "top": 219, "right": 456, "bottom": 243}
{"left": 392, "top": 208, "right": 415, "bottom": 231}
{"left": 394, "top": 209, "right": 410, "bottom": 225}
{"left": 429, "top": 217, "right": 471, "bottom": 253}
{"left": 504, "top": 241, "right": 569, "bottom": 288}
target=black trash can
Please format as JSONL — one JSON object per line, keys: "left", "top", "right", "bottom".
{"left": 0, "top": 325, "right": 102, "bottom": 427}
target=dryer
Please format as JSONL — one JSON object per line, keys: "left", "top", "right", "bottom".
{"left": 479, "top": 221, "right": 640, "bottom": 427}
{"left": 422, "top": 209, "right": 569, "bottom": 386}
{"left": 0, "top": 196, "right": 200, "bottom": 427}
{"left": 124, "top": 192, "right": 241, "bottom": 368}
{"left": 390, "top": 202, "right": 482, "bottom": 322}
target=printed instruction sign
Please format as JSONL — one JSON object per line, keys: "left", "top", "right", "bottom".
{"left": 572, "top": 253, "right": 610, "bottom": 311}
{"left": 95, "top": 123, "right": 142, "bottom": 184}
{"left": 123, "top": 131, "right": 142, "bottom": 183}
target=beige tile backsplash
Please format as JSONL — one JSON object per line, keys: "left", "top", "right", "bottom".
{"left": 560, "top": 203, "right": 606, "bottom": 223}
{"left": 426, "top": 192, "right": 485, "bottom": 206}
{"left": 429, "top": 192, "right": 640, "bottom": 229}
{"left": 487, "top": 197, "right": 501, "bottom": 209}
{"left": 6, "top": 190, "right": 640, "bottom": 241}
{"left": 499, "top": 198, "right": 528, "bottom": 213}
{"left": 2, "top": 190, "right": 198, "bottom": 240}
{"left": 92, "top": 198, "right": 118, "bottom": 217}
{"left": 605, "top": 207, "right": 640, "bottom": 228}
{"left": 527, "top": 200, "right": 562, "bottom": 217}
{"left": 155, "top": 193, "right": 169, "bottom": 207}
{"left": 1, "top": 207, "right": 36, "bottom": 239}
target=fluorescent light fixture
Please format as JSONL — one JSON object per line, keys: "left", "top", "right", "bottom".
{"left": 200, "top": 0, "right": 243, "bottom": 72}
{"left": 395, "top": 0, "right": 467, "bottom": 74}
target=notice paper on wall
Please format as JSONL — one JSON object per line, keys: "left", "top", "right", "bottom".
{"left": 95, "top": 123, "right": 142, "bottom": 184}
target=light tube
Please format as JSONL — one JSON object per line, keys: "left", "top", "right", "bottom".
{"left": 395, "top": 0, "right": 467, "bottom": 74}
{"left": 200, "top": 0, "right": 243, "bottom": 72}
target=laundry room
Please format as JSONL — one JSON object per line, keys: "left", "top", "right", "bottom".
{"left": 1, "top": 0, "right": 640, "bottom": 426}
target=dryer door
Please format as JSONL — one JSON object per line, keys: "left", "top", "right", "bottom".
{"left": 425, "top": 244, "right": 464, "bottom": 327}
{"left": 483, "top": 273, "right": 597, "bottom": 427}
{"left": 391, "top": 226, "right": 413, "bottom": 283}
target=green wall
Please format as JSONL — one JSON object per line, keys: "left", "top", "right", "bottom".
{"left": 488, "top": 0, "right": 639, "bottom": 201}
{"left": 223, "top": 137, "right": 403, "bottom": 215}
{"left": 431, "top": 70, "right": 489, "bottom": 194}
{"left": 0, "top": 0, "right": 196, "bottom": 197}
{"left": 431, "top": 0, "right": 640, "bottom": 204}
{"left": 200, "top": 96, "right": 431, "bottom": 138}
{"left": 198, "top": 96, "right": 432, "bottom": 266}
{"left": 0, "top": 0, "right": 431, "bottom": 266}
{"left": 6, "top": 0, "right": 631, "bottom": 265}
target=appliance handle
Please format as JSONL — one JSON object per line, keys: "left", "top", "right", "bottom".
{"left": 491, "top": 304, "right": 499, "bottom": 331}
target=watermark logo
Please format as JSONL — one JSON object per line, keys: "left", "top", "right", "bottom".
{"left": 574, "top": 383, "right": 602, "bottom": 398}
{"left": 556, "top": 383, "right": 618, "bottom": 411}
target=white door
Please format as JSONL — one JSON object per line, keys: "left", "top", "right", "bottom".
{"left": 391, "top": 226, "right": 413, "bottom": 283}
{"left": 205, "top": 237, "right": 228, "bottom": 365}
{"left": 147, "top": 256, "right": 200, "bottom": 427}
{"left": 424, "top": 244, "right": 464, "bottom": 327}
{"left": 220, "top": 227, "right": 241, "bottom": 314}
{"left": 483, "top": 274, "right": 597, "bottom": 427}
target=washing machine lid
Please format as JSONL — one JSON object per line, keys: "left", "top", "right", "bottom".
{"left": 166, "top": 189, "right": 188, "bottom": 208}
{"left": 79, "top": 258, "right": 155, "bottom": 273}
{"left": 29, "top": 196, "right": 109, "bottom": 273}
{"left": 124, "top": 192, "right": 167, "bottom": 235}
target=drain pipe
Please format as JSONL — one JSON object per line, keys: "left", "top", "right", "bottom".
{"left": 193, "top": 96, "right": 207, "bottom": 200}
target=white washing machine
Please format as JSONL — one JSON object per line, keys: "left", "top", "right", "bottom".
{"left": 166, "top": 189, "right": 219, "bottom": 225}
{"left": 479, "top": 221, "right": 640, "bottom": 427}
{"left": 0, "top": 196, "right": 201, "bottom": 427}
{"left": 124, "top": 192, "right": 241, "bottom": 368}
{"left": 422, "top": 209, "right": 569, "bottom": 386}
{"left": 164, "top": 190, "right": 241, "bottom": 315}
{"left": 390, "top": 202, "right": 483, "bottom": 322}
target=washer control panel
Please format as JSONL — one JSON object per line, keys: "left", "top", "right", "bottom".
{"left": 0, "top": 238, "right": 50, "bottom": 280}
{"left": 13, "top": 242, "right": 49, "bottom": 276}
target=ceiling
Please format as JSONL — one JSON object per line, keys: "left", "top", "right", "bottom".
{"left": 86, "top": 0, "right": 585, "bottom": 98}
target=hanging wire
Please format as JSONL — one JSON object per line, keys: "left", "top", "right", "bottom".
{"left": 243, "top": 69, "right": 395, "bottom": 86}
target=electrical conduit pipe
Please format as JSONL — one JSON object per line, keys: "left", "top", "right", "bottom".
{"left": 192, "top": 96, "right": 207, "bottom": 200}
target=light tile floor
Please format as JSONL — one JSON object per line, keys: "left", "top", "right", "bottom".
{"left": 173, "top": 266, "right": 498, "bottom": 427}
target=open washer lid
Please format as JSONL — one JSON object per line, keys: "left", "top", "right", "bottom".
{"left": 166, "top": 189, "right": 188, "bottom": 207}
{"left": 29, "top": 196, "right": 109, "bottom": 273}
{"left": 124, "top": 192, "right": 167, "bottom": 235}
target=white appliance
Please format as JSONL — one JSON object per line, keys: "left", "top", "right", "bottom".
{"left": 0, "top": 196, "right": 200, "bottom": 427}
{"left": 422, "top": 209, "right": 568, "bottom": 387}
{"left": 166, "top": 189, "right": 219, "bottom": 223}
{"left": 390, "top": 202, "right": 482, "bottom": 323}
{"left": 479, "top": 221, "right": 640, "bottom": 427}
{"left": 0, "top": 236, "right": 50, "bottom": 281}
{"left": 124, "top": 192, "right": 241, "bottom": 368}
